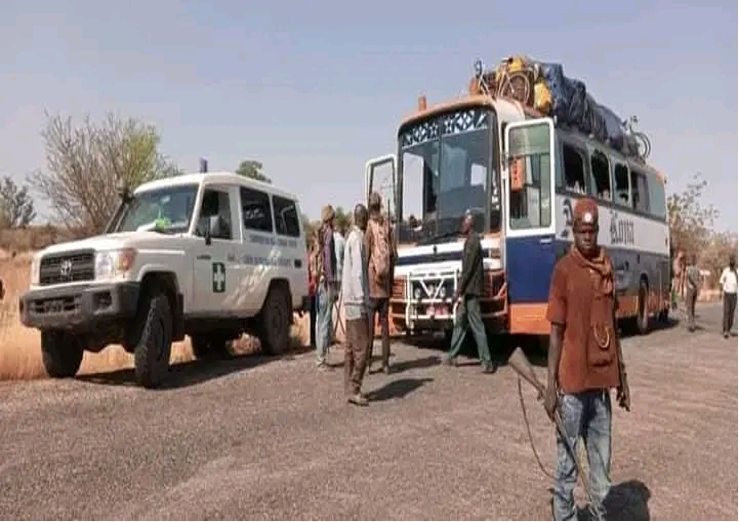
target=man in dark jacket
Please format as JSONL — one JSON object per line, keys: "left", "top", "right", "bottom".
{"left": 442, "top": 211, "right": 494, "bottom": 373}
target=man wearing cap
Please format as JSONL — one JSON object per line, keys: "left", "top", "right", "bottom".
{"left": 442, "top": 211, "right": 495, "bottom": 373}
{"left": 544, "top": 197, "right": 630, "bottom": 521}
{"left": 311, "top": 205, "right": 339, "bottom": 369}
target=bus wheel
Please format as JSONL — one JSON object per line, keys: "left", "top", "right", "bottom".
{"left": 636, "top": 279, "right": 650, "bottom": 335}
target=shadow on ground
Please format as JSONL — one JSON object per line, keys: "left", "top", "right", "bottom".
{"left": 574, "top": 479, "right": 652, "bottom": 521}
{"left": 398, "top": 313, "right": 682, "bottom": 370}
{"left": 327, "top": 350, "right": 442, "bottom": 375}
{"left": 381, "top": 355, "right": 441, "bottom": 374}
{"left": 76, "top": 345, "right": 314, "bottom": 390}
{"left": 366, "top": 377, "right": 433, "bottom": 402}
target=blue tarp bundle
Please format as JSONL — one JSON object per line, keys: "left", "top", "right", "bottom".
{"left": 533, "top": 61, "right": 640, "bottom": 157}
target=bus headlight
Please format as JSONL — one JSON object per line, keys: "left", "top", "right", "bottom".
{"left": 95, "top": 249, "right": 136, "bottom": 280}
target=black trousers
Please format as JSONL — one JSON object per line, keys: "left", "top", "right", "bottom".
{"left": 723, "top": 292, "right": 737, "bottom": 334}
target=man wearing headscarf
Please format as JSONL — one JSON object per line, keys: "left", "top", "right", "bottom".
{"left": 544, "top": 197, "right": 630, "bottom": 521}
{"left": 310, "top": 205, "right": 338, "bottom": 369}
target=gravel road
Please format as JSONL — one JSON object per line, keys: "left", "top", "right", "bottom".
{"left": 0, "top": 302, "right": 736, "bottom": 520}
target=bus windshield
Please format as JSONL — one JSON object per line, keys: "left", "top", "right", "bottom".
{"left": 397, "top": 107, "right": 495, "bottom": 243}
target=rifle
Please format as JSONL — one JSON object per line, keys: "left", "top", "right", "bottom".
{"left": 508, "top": 347, "right": 604, "bottom": 521}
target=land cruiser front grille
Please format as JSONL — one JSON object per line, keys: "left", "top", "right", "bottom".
{"left": 39, "top": 251, "right": 95, "bottom": 286}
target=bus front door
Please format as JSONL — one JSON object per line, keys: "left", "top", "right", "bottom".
{"left": 503, "top": 118, "right": 557, "bottom": 335}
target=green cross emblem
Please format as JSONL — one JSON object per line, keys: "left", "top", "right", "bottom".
{"left": 212, "top": 262, "right": 226, "bottom": 293}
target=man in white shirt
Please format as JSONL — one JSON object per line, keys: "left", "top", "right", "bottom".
{"left": 719, "top": 256, "right": 737, "bottom": 338}
{"left": 341, "top": 204, "right": 371, "bottom": 406}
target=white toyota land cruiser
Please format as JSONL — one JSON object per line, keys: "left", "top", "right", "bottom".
{"left": 19, "top": 172, "right": 311, "bottom": 388}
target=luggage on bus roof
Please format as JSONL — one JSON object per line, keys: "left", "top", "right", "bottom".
{"left": 477, "top": 55, "right": 647, "bottom": 162}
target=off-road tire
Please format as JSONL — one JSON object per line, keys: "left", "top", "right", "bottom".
{"left": 190, "top": 334, "right": 230, "bottom": 360}
{"left": 258, "top": 284, "right": 291, "bottom": 356}
{"left": 40, "top": 331, "right": 84, "bottom": 378}
{"left": 134, "top": 291, "right": 173, "bottom": 389}
{"left": 636, "top": 279, "right": 650, "bottom": 335}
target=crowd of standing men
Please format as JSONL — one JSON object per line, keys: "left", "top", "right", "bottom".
{"left": 305, "top": 193, "right": 500, "bottom": 406}
{"left": 307, "top": 192, "right": 398, "bottom": 405}
{"left": 301, "top": 193, "right": 734, "bottom": 519}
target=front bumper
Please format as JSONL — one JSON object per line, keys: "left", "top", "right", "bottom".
{"left": 19, "top": 282, "right": 140, "bottom": 331}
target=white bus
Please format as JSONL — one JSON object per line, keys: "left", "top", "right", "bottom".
{"left": 365, "top": 88, "right": 670, "bottom": 341}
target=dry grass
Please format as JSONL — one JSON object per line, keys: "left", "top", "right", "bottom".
{"left": 0, "top": 253, "right": 311, "bottom": 381}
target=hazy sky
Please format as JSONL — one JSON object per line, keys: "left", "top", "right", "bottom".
{"left": 1, "top": 0, "right": 736, "bottom": 231}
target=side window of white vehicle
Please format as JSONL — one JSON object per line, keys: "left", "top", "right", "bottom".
{"left": 196, "top": 189, "right": 233, "bottom": 240}
{"left": 272, "top": 195, "right": 301, "bottom": 238}
{"left": 241, "top": 187, "right": 273, "bottom": 233}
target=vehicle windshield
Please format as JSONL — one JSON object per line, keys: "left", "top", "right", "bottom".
{"left": 112, "top": 184, "right": 199, "bottom": 234}
{"left": 397, "top": 107, "right": 496, "bottom": 243}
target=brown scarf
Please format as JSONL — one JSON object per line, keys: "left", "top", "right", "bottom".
{"left": 570, "top": 244, "right": 614, "bottom": 296}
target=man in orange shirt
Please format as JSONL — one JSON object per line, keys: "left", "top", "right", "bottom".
{"left": 544, "top": 198, "right": 630, "bottom": 521}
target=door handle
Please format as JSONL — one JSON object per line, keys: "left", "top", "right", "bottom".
{"left": 539, "top": 238, "right": 553, "bottom": 244}
{"left": 197, "top": 254, "right": 211, "bottom": 261}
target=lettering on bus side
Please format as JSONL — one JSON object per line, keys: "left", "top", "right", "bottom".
{"left": 609, "top": 210, "right": 635, "bottom": 246}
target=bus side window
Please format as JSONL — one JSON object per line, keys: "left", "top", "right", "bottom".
{"left": 589, "top": 150, "right": 611, "bottom": 201}
{"left": 612, "top": 162, "right": 630, "bottom": 207}
{"left": 647, "top": 173, "right": 666, "bottom": 220}
{"left": 630, "top": 168, "right": 650, "bottom": 213}
{"left": 562, "top": 143, "right": 586, "bottom": 194}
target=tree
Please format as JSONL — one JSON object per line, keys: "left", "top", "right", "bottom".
{"left": 28, "top": 112, "right": 180, "bottom": 235}
{"left": 667, "top": 172, "right": 718, "bottom": 257}
{"left": 700, "top": 231, "right": 738, "bottom": 287}
{"left": 0, "top": 176, "right": 36, "bottom": 229}
{"left": 236, "top": 160, "right": 271, "bottom": 184}
{"left": 333, "top": 206, "right": 352, "bottom": 234}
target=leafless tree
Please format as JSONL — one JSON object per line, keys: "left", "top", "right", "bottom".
{"left": 28, "top": 112, "right": 181, "bottom": 235}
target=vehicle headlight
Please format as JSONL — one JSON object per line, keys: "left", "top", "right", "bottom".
{"left": 95, "top": 249, "right": 137, "bottom": 280}
{"left": 30, "top": 256, "right": 41, "bottom": 285}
